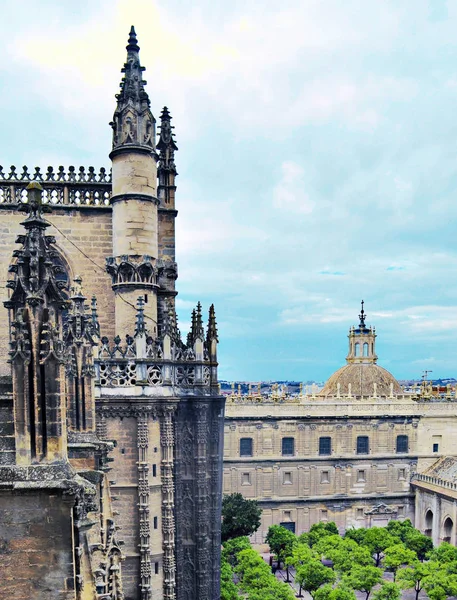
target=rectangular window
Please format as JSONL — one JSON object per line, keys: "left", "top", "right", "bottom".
{"left": 398, "top": 506, "right": 404, "bottom": 517}
{"left": 283, "top": 471, "right": 292, "bottom": 485}
{"left": 396, "top": 435, "right": 408, "bottom": 453}
{"left": 357, "top": 470, "right": 366, "bottom": 482}
{"left": 357, "top": 436, "right": 369, "bottom": 454}
{"left": 320, "top": 471, "right": 330, "bottom": 483}
{"left": 320, "top": 509, "right": 328, "bottom": 521}
{"left": 398, "top": 468, "right": 406, "bottom": 480}
{"left": 242, "top": 472, "right": 251, "bottom": 485}
{"left": 432, "top": 435, "right": 442, "bottom": 454}
{"left": 240, "top": 437, "right": 253, "bottom": 457}
{"left": 280, "top": 521, "right": 296, "bottom": 533}
{"left": 319, "top": 437, "right": 332, "bottom": 455}
{"left": 282, "top": 437, "right": 295, "bottom": 456}
{"left": 154, "top": 562, "right": 159, "bottom": 575}
{"left": 154, "top": 516, "right": 158, "bottom": 529}
{"left": 152, "top": 464, "right": 157, "bottom": 477}
{"left": 356, "top": 508, "right": 364, "bottom": 519}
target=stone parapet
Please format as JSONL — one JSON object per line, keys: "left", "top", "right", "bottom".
{"left": 0, "top": 165, "right": 111, "bottom": 208}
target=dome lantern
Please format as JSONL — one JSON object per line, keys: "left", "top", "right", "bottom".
{"left": 346, "top": 300, "right": 377, "bottom": 365}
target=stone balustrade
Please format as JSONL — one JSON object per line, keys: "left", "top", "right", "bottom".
{"left": 0, "top": 165, "right": 112, "bottom": 208}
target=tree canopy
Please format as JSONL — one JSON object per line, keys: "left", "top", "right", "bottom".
{"left": 221, "top": 493, "right": 262, "bottom": 542}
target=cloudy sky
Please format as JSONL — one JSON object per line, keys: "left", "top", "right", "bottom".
{"left": 2, "top": 0, "right": 457, "bottom": 382}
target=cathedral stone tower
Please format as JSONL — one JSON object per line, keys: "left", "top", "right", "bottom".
{"left": 97, "top": 27, "right": 225, "bottom": 600}
{"left": 108, "top": 26, "right": 159, "bottom": 335}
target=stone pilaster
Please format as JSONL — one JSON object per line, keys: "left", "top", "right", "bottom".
{"left": 137, "top": 415, "right": 152, "bottom": 599}
{"left": 160, "top": 405, "right": 177, "bottom": 600}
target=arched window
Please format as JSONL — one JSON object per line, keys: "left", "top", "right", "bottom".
{"left": 355, "top": 343, "right": 360, "bottom": 357}
{"left": 443, "top": 517, "right": 453, "bottom": 543}
{"left": 425, "top": 510, "right": 433, "bottom": 537}
{"left": 363, "top": 343, "right": 369, "bottom": 357}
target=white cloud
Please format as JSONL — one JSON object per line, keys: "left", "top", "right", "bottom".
{"left": 273, "top": 161, "right": 315, "bottom": 214}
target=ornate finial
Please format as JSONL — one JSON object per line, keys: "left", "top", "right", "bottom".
{"left": 195, "top": 302, "right": 204, "bottom": 339}
{"left": 135, "top": 296, "right": 146, "bottom": 336}
{"left": 127, "top": 25, "right": 140, "bottom": 52}
{"left": 90, "top": 295, "right": 100, "bottom": 338}
{"left": 359, "top": 300, "right": 366, "bottom": 328}
{"left": 5, "top": 183, "right": 68, "bottom": 311}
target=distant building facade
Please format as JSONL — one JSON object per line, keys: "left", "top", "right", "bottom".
{"left": 223, "top": 305, "right": 457, "bottom": 545}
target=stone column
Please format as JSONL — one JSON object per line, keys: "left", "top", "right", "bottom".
{"left": 137, "top": 414, "right": 152, "bottom": 599}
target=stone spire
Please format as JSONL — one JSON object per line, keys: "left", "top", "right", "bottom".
{"left": 207, "top": 304, "right": 218, "bottom": 343}
{"left": 346, "top": 301, "right": 377, "bottom": 364}
{"left": 157, "top": 106, "right": 178, "bottom": 174}
{"left": 65, "top": 276, "right": 97, "bottom": 432}
{"left": 110, "top": 26, "right": 156, "bottom": 153}
{"left": 5, "top": 182, "right": 69, "bottom": 463}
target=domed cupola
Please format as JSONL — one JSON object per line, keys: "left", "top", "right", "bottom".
{"left": 319, "top": 301, "right": 402, "bottom": 398}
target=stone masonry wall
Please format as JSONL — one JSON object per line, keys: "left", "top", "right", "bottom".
{"left": 0, "top": 490, "right": 76, "bottom": 599}
{"left": 0, "top": 207, "right": 115, "bottom": 376}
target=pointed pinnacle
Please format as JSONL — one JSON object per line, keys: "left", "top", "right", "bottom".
{"left": 127, "top": 26, "right": 140, "bottom": 52}
{"left": 135, "top": 295, "right": 146, "bottom": 336}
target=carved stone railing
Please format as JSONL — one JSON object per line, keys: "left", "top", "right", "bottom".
{"left": 0, "top": 165, "right": 112, "bottom": 208}
{"left": 94, "top": 335, "right": 216, "bottom": 390}
{"left": 96, "top": 358, "right": 213, "bottom": 388}
{"left": 412, "top": 473, "right": 457, "bottom": 491}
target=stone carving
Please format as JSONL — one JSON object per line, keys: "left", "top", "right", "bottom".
{"left": 137, "top": 415, "right": 152, "bottom": 599}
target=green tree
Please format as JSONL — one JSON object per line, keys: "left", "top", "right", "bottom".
{"left": 222, "top": 493, "right": 262, "bottom": 542}
{"left": 221, "top": 556, "right": 240, "bottom": 600}
{"left": 265, "top": 525, "right": 297, "bottom": 573}
{"left": 314, "top": 583, "right": 357, "bottom": 600}
{"left": 402, "top": 529, "right": 433, "bottom": 561}
{"left": 239, "top": 562, "right": 271, "bottom": 591}
{"left": 344, "top": 527, "right": 367, "bottom": 545}
{"left": 314, "top": 535, "right": 373, "bottom": 574}
{"left": 285, "top": 543, "right": 315, "bottom": 596}
{"left": 234, "top": 545, "right": 296, "bottom": 600}
{"left": 362, "top": 528, "right": 397, "bottom": 566}
{"left": 422, "top": 569, "right": 457, "bottom": 600}
{"left": 296, "top": 559, "right": 336, "bottom": 598}
{"left": 343, "top": 565, "right": 383, "bottom": 600}
{"left": 382, "top": 543, "right": 417, "bottom": 581}
{"left": 246, "top": 580, "right": 296, "bottom": 600}
{"left": 222, "top": 536, "right": 252, "bottom": 566}
{"left": 372, "top": 582, "right": 401, "bottom": 600}
{"left": 427, "top": 541, "right": 457, "bottom": 564}
{"left": 386, "top": 519, "right": 414, "bottom": 541}
{"left": 397, "top": 560, "right": 438, "bottom": 600}
{"left": 307, "top": 522, "right": 339, "bottom": 547}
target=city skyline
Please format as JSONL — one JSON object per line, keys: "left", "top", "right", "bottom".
{"left": 2, "top": 0, "right": 457, "bottom": 381}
